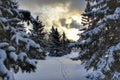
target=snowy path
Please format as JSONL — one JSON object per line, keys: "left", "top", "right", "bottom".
{"left": 15, "top": 52, "right": 91, "bottom": 80}
{"left": 57, "top": 59, "right": 70, "bottom": 80}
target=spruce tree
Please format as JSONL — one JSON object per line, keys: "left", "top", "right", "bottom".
{"left": 49, "top": 27, "right": 62, "bottom": 56}
{"left": 30, "top": 16, "right": 46, "bottom": 59}
{"left": 81, "top": 1, "right": 92, "bottom": 28}
{"left": 49, "top": 27, "right": 71, "bottom": 56}
{"left": 61, "top": 32, "right": 71, "bottom": 55}
{"left": 61, "top": 32, "right": 66, "bottom": 50}
{"left": 0, "top": 0, "right": 44, "bottom": 79}
{"left": 78, "top": 0, "right": 120, "bottom": 80}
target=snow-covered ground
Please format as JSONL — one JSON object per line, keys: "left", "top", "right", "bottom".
{"left": 15, "top": 51, "right": 91, "bottom": 80}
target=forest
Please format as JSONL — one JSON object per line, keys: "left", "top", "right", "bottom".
{"left": 0, "top": 0, "right": 120, "bottom": 80}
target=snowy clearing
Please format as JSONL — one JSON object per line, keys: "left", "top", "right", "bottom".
{"left": 15, "top": 52, "right": 91, "bottom": 80}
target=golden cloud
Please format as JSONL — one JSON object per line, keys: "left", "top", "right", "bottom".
{"left": 18, "top": 0, "right": 85, "bottom": 41}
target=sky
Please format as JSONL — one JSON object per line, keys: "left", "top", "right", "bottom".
{"left": 17, "top": 0, "right": 86, "bottom": 41}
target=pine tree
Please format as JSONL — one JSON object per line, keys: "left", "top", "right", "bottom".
{"left": 61, "top": 32, "right": 71, "bottom": 55}
{"left": 61, "top": 32, "right": 66, "bottom": 49}
{"left": 81, "top": 1, "right": 92, "bottom": 28}
{"left": 30, "top": 16, "right": 46, "bottom": 59}
{"left": 78, "top": 0, "right": 120, "bottom": 80}
{"left": 49, "top": 27, "right": 62, "bottom": 56}
{"left": 0, "top": 0, "right": 44, "bottom": 79}
{"left": 48, "top": 27, "right": 71, "bottom": 57}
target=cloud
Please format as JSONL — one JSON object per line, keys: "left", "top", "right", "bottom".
{"left": 59, "top": 18, "right": 66, "bottom": 27}
{"left": 59, "top": 18, "right": 83, "bottom": 29}
{"left": 17, "top": 0, "right": 85, "bottom": 41}
{"left": 69, "top": 0, "right": 85, "bottom": 12}
{"left": 28, "top": 0, "right": 68, "bottom": 5}
{"left": 18, "top": 0, "right": 85, "bottom": 13}
{"left": 70, "top": 20, "right": 81, "bottom": 29}
{"left": 18, "top": 0, "right": 70, "bottom": 10}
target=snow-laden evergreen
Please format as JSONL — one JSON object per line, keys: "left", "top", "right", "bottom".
{"left": 78, "top": 0, "right": 120, "bottom": 80}
{"left": 0, "top": 0, "right": 45, "bottom": 80}
{"left": 48, "top": 27, "right": 71, "bottom": 57}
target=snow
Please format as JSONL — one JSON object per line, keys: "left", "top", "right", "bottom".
{"left": 92, "top": 0, "right": 103, "bottom": 6}
{"left": 6, "top": 9, "right": 14, "bottom": 16}
{"left": 112, "top": 72, "right": 120, "bottom": 80}
{"left": 0, "top": 17, "right": 7, "bottom": 23}
{"left": 37, "top": 49, "right": 43, "bottom": 52}
{"left": 0, "top": 17, "right": 20, "bottom": 23}
{"left": 105, "top": 14, "right": 119, "bottom": 21}
{"left": 115, "top": 7, "right": 120, "bottom": 14}
{"left": 86, "top": 42, "right": 120, "bottom": 80}
{"left": 68, "top": 42, "right": 82, "bottom": 47}
{"left": 15, "top": 51, "right": 91, "bottom": 80}
{"left": 10, "top": 52, "right": 17, "bottom": 62}
{"left": 82, "top": 23, "right": 106, "bottom": 37}
{"left": 104, "top": 7, "right": 120, "bottom": 21}
{"left": 0, "top": 49, "right": 7, "bottom": 61}
{"left": 63, "top": 50, "right": 80, "bottom": 59}
{"left": 18, "top": 52, "right": 27, "bottom": 62}
{"left": 11, "top": 32, "right": 41, "bottom": 50}
{"left": 26, "top": 39, "right": 40, "bottom": 50}
{"left": 104, "top": 42, "right": 120, "bottom": 67}
{"left": 0, "top": 60, "right": 7, "bottom": 75}
{"left": 85, "top": 53, "right": 98, "bottom": 70}
{"left": 17, "top": 52, "right": 37, "bottom": 67}
{"left": 0, "top": 42, "right": 9, "bottom": 48}
{"left": 11, "top": 33, "right": 22, "bottom": 45}
{"left": 25, "top": 58, "right": 37, "bottom": 67}
{"left": 7, "top": 46, "right": 16, "bottom": 51}
{"left": 5, "top": 71, "right": 15, "bottom": 80}
{"left": 7, "top": 18, "right": 20, "bottom": 23}
{"left": 11, "top": 32, "right": 27, "bottom": 45}
{"left": 0, "top": 1, "right": 2, "bottom": 5}
{"left": 85, "top": 38, "right": 91, "bottom": 44}
{"left": 87, "top": 70, "right": 105, "bottom": 80}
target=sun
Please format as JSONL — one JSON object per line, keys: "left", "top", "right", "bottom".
{"left": 60, "top": 26, "right": 80, "bottom": 41}
{"left": 65, "top": 28, "right": 80, "bottom": 41}
{"left": 72, "top": 15, "right": 82, "bottom": 24}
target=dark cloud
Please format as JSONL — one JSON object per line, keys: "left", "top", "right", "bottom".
{"left": 19, "top": 0, "right": 68, "bottom": 5}
{"left": 18, "top": 0, "right": 85, "bottom": 13}
{"left": 59, "top": 18, "right": 83, "bottom": 29}
{"left": 18, "top": 0, "right": 69, "bottom": 8}
{"left": 70, "top": 20, "right": 81, "bottom": 29}
{"left": 69, "top": 0, "right": 85, "bottom": 12}
{"left": 17, "top": 0, "right": 85, "bottom": 41}
{"left": 59, "top": 18, "right": 66, "bottom": 27}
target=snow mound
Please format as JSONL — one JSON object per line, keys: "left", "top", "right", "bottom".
{"left": 63, "top": 50, "right": 80, "bottom": 59}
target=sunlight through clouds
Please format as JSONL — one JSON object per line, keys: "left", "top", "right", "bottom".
{"left": 17, "top": 0, "right": 85, "bottom": 41}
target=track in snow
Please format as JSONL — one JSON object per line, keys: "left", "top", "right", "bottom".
{"left": 15, "top": 53, "right": 91, "bottom": 80}
{"left": 57, "top": 58, "right": 70, "bottom": 80}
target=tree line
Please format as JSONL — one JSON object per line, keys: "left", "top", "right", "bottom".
{"left": 77, "top": 0, "right": 120, "bottom": 80}
{"left": 0, "top": 0, "right": 71, "bottom": 79}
